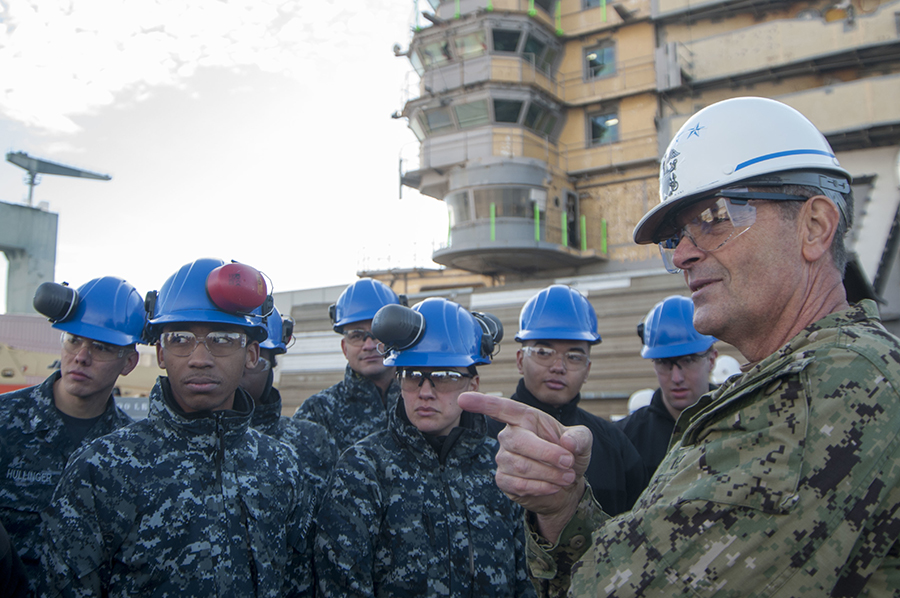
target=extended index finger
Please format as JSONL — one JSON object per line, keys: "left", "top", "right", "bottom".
{"left": 458, "top": 392, "right": 534, "bottom": 427}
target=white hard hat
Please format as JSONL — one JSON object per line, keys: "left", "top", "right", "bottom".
{"left": 627, "top": 389, "right": 654, "bottom": 414}
{"left": 711, "top": 355, "right": 742, "bottom": 385}
{"left": 634, "top": 96, "right": 851, "bottom": 244}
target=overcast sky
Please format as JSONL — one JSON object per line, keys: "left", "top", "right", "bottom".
{"left": 0, "top": 0, "right": 446, "bottom": 313}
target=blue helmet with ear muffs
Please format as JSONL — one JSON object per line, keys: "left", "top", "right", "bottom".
{"left": 258, "top": 307, "right": 294, "bottom": 354}
{"left": 33, "top": 276, "right": 146, "bottom": 346}
{"left": 372, "top": 298, "right": 502, "bottom": 368}
{"left": 145, "top": 258, "right": 269, "bottom": 343}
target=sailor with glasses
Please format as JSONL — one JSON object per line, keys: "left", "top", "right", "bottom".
{"left": 460, "top": 97, "right": 900, "bottom": 596}
{"left": 294, "top": 278, "right": 404, "bottom": 451}
{"left": 486, "top": 285, "right": 646, "bottom": 517}
{"left": 0, "top": 276, "right": 143, "bottom": 592}
{"left": 315, "top": 298, "right": 535, "bottom": 597}
{"left": 616, "top": 295, "right": 718, "bottom": 480}
{"left": 41, "top": 259, "right": 316, "bottom": 596}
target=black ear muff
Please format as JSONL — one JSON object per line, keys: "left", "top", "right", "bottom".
{"left": 144, "top": 290, "right": 158, "bottom": 318}
{"left": 398, "top": 294, "right": 409, "bottom": 307}
{"left": 372, "top": 304, "right": 425, "bottom": 352}
{"left": 282, "top": 317, "right": 295, "bottom": 347}
{"left": 472, "top": 312, "right": 503, "bottom": 358}
{"left": 328, "top": 304, "right": 337, "bottom": 325}
{"left": 33, "top": 282, "right": 79, "bottom": 323}
{"left": 636, "top": 321, "right": 645, "bottom": 344}
{"left": 260, "top": 295, "right": 274, "bottom": 318}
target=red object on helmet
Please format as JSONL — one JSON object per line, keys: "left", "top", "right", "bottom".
{"left": 206, "top": 262, "right": 268, "bottom": 314}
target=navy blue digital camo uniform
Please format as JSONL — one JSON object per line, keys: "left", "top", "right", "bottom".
{"left": 40, "top": 377, "right": 316, "bottom": 597}
{"left": 315, "top": 396, "right": 536, "bottom": 598}
{"left": 251, "top": 374, "right": 338, "bottom": 497}
{"left": 0, "top": 371, "right": 132, "bottom": 587}
{"left": 294, "top": 364, "right": 401, "bottom": 451}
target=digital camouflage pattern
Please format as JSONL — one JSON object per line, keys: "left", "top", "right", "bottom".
{"left": 316, "top": 398, "right": 536, "bottom": 597}
{"left": 251, "top": 380, "right": 338, "bottom": 497}
{"left": 527, "top": 301, "right": 900, "bottom": 597}
{"left": 0, "top": 371, "right": 132, "bottom": 589}
{"left": 293, "top": 364, "right": 401, "bottom": 451}
{"left": 40, "top": 377, "right": 316, "bottom": 598}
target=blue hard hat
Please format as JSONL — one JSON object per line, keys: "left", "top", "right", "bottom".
{"left": 640, "top": 295, "right": 717, "bottom": 359}
{"left": 146, "top": 258, "right": 268, "bottom": 342}
{"left": 258, "top": 307, "right": 293, "bottom": 354}
{"left": 36, "top": 276, "right": 146, "bottom": 346}
{"left": 330, "top": 278, "right": 402, "bottom": 333}
{"left": 374, "top": 298, "right": 498, "bottom": 368}
{"left": 515, "top": 285, "right": 601, "bottom": 344}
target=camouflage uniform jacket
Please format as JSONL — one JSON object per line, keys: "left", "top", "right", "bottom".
{"left": 293, "top": 365, "right": 401, "bottom": 451}
{"left": 0, "top": 371, "right": 132, "bottom": 587}
{"left": 40, "top": 377, "right": 316, "bottom": 598}
{"left": 315, "top": 398, "right": 536, "bottom": 597}
{"left": 251, "top": 378, "right": 338, "bottom": 497}
{"left": 527, "top": 301, "right": 900, "bottom": 597}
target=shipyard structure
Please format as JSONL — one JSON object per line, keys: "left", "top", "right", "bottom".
{"left": 277, "top": 0, "right": 900, "bottom": 418}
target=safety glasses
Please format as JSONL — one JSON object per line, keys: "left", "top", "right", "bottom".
{"left": 61, "top": 332, "right": 130, "bottom": 362}
{"left": 343, "top": 329, "right": 378, "bottom": 347}
{"left": 398, "top": 369, "right": 473, "bottom": 393}
{"left": 521, "top": 345, "right": 590, "bottom": 370}
{"left": 658, "top": 189, "right": 808, "bottom": 273}
{"left": 159, "top": 331, "right": 247, "bottom": 357}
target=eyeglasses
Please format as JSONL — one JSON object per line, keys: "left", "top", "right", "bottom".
{"left": 652, "top": 352, "right": 709, "bottom": 373}
{"left": 521, "top": 346, "right": 590, "bottom": 370}
{"left": 658, "top": 190, "right": 808, "bottom": 273}
{"left": 398, "top": 369, "right": 473, "bottom": 393}
{"left": 160, "top": 331, "right": 247, "bottom": 357}
{"left": 61, "top": 333, "right": 130, "bottom": 362}
{"left": 343, "top": 329, "right": 378, "bottom": 347}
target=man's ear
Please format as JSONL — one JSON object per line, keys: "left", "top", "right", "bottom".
{"left": 515, "top": 348, "right": 525, "bottom": 375}
{"left": 155, "top": 343, "right": 166, "bottom": 369}
{"left": 120, "top": 348, "right": 140, "bottom": 376}
{"left": 800, "top": 195, "right": 841, "bottom": 264}
{"left": 245, "top": 341, "right": 260, "bottom": 369}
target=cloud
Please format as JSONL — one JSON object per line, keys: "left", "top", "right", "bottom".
{"left": 0, "top": 0, "right": 411, "bottom": 133}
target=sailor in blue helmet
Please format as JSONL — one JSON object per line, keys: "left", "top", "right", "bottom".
{"left": 0, "top": 276, "right": 143, "bottom": 591}
{"left": 243, "top": 306, "right": 337, "bottom": 496}
{"left": 484, "top": 284, "right": 646, "bottom": 516}
{"left": 315, "top": 298, "right": 535, "bottom": 598}
{"left": 41, "top": 259, "right": 316, "bottom": 597}
{"left": 293, "top": 278, "right": 404, "bottom": 451}
{"left": 616, "top": 295, "right": 718, "bottom": 480}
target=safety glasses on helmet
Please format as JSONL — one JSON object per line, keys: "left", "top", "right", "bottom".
{"left": 61, "top": 332, "right": 131, "bottom": 362}
{"left": 398, "top": 369, "right": 473, "bottom": 393}
{"left": 159, "top": 331, "right": 247, "bottom": 357}
{"left": 658, "top": 189, "right": 808, "bottom": 273}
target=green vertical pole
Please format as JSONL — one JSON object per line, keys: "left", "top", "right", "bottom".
{"left": 601, "top": 219, "right": 608, "bottom": 254}
{"left": 455, "top": 0, "right": 460, "bottom": 19}
{"left": 414, "top": 0, "right": 421, "bottom": 31}
{"left": 487, "top": 0, "right": 493, "bottom": 11}
{"left": 581, "top": 216, "right": 587, "bottom": 251}
{"left": 528, "top": 0, "right": 536, "bottom": 17}
{"left": 555, "top": 2, "right": 563, "bottom": 36}
{"left": 490, "top": 203, "right": 496, "bottom": 241}
{"left": 601, "top": 0, "right": 607, "bottom": 21}
{"left": 561, "top": 212, "right": 568, "bottom": 247}
{"left": 534, "top": 204, "right": 540, "bottom": 241}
